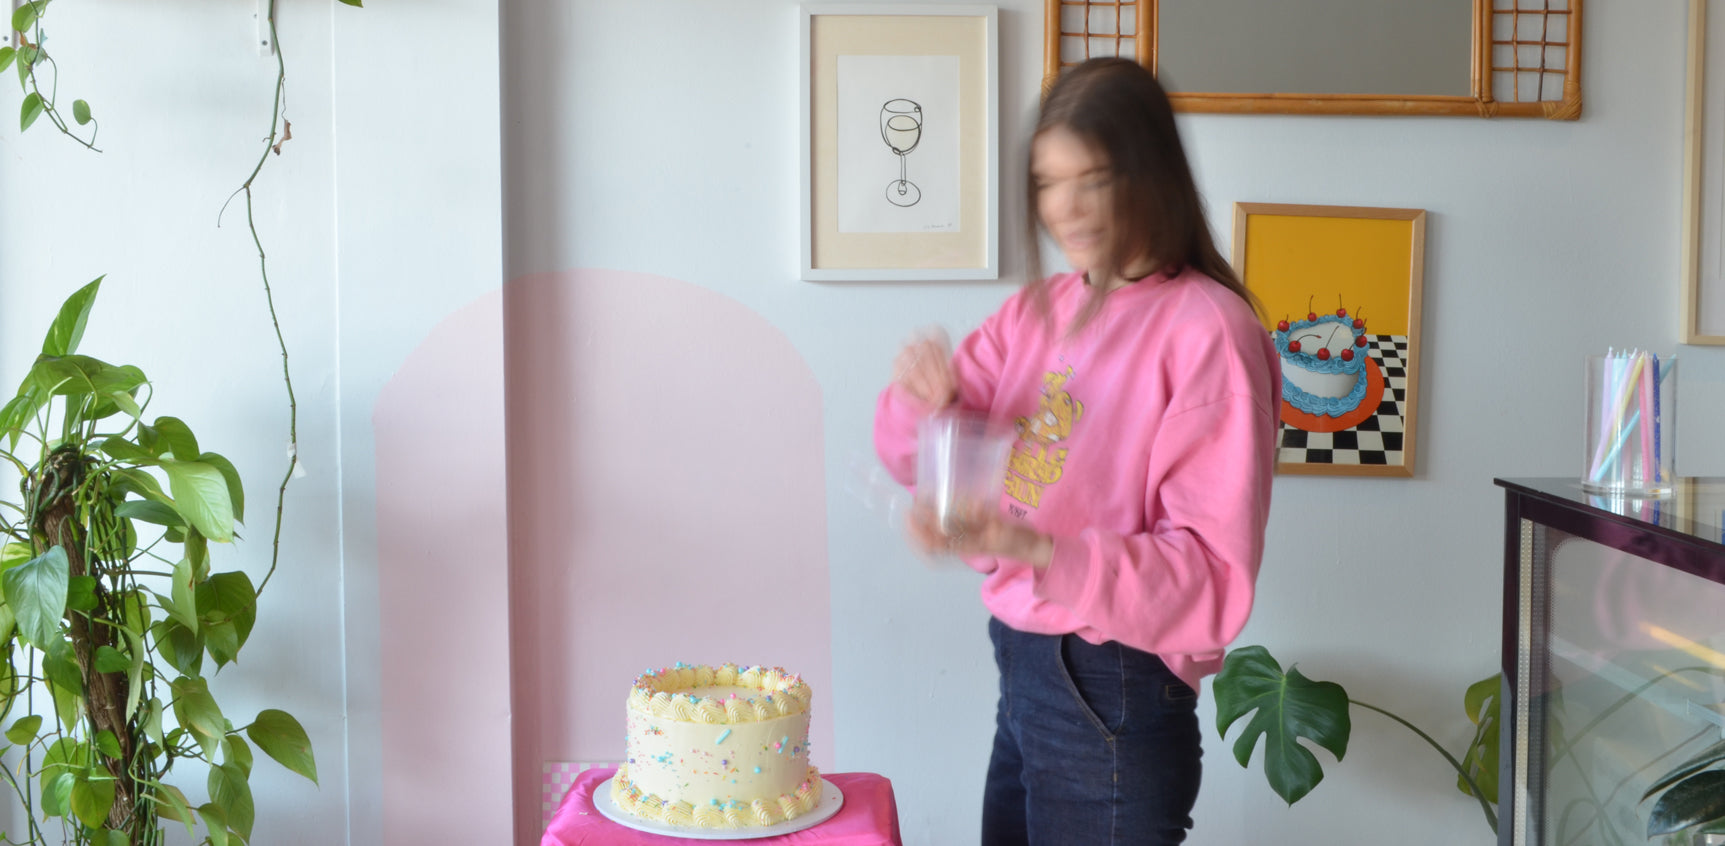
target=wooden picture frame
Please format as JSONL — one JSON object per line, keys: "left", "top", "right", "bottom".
{"left": 1042, "top": 0, "right": 1583, "bottom": 119}
{"left": 1683, "top": 0, "right": 1725, "bottom": 344}
{"left": 1233, "top": 203, "right": 1427, "bottom": 477}
{"left": 800, "top": 4, "right": 999, "bottom": 282}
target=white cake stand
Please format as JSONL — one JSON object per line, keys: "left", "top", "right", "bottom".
{"left": 593, "top": 777, "right": 845, "bottom": 841}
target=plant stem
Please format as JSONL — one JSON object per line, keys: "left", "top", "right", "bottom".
{"left": 1350, "top": 698, "right": 1499, "bottom": 833}
{"left": 225, "top": 0, "right": 298, "bottom": 596}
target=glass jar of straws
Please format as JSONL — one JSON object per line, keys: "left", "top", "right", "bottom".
{"left": 1582, "top": 350, "right": 1676, "bottom": 497}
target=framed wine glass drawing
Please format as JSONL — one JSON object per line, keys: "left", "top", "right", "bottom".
{"left": 800, "top": 5, "right": 999, "bottom": 281}
{"left": 1233, "top": 203, "right": 1428, "bottom": 478}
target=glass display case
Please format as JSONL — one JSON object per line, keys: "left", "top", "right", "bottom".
{"left": 1498, "top": 478, "right": 1725, "bottom": 846}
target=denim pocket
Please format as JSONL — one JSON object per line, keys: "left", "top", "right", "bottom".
{"left": 1054, "top": 634, "right": 1125, "bottom": 740}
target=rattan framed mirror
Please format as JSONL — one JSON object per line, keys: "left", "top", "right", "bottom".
{"left": 1041, "top": 0, "right": 1582, "bottom": 119}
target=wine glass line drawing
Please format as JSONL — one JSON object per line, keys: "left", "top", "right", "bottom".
{"left": 879, "top": 98, "right": 923, "bottom": 207}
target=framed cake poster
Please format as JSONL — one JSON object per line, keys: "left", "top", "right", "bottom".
{"left": 1232, "top": 203, "right": 1427, "bottom": 477}
{"left": 799, "top": 5, "right": 1000, "bottom": 281}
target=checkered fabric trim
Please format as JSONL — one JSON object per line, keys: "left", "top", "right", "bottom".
{"left": 543, "top": 761, "right": 615, "bottom": 829}
{"left": 1278, "top": 335, "right": 1409, "bottom": 467}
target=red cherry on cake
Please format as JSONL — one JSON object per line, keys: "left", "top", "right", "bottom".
{"left": 1306, "top": 312, "right": 1317, "bottom": 321}
{"left": 1354, "top": 335, "right": 1368, "bottom": 347}
{"left": 1352, "top": 318, "right": 1365, "bottom": 329}
{"left": 1288, "top": 340, "right": 1302, "bottom": 353}
{"left": 1341, "top": 348, "right": 1355, "bottom": 361}
{"left": 1276, "top": 319, "right": 1289, "bottom": 332}
{"left": 1316, "top": 348, "right": 1331, "bottom": 361}
{"left": 1336, "top": 308, "right": 1348, "bottom": 318}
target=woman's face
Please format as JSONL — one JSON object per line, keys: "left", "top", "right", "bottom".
{"left": 1033, "top": 126, "right": 1115, "bottom": 279}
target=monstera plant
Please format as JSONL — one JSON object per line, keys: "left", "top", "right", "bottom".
{"left": 1216, "top": 645, "right": 1725, "bottom": 842}
{"left": 1213, "top": 645, "right": 1502, "bottom": 834}
{"left": 0, "top": 278, "right": 315, "bottom": 845}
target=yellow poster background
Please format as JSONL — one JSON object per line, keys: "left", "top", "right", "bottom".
{"left": 1241, "top": 215, "right": 1415, "bottom": 336}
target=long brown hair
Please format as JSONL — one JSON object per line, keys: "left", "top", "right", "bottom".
{"left": 1025, "top": 57, "right": 1259, "bottom": 332}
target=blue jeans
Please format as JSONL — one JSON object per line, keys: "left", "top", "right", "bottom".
{"left": 981, "top": 617, "right": 1202, "bottom": 845}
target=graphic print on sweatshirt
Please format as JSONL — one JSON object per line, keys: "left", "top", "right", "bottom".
{"left": 1006, "top": 368, "right": 1083, "bottom": 514}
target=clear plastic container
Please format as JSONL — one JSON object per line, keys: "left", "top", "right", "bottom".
{"left": 915, "top": 410, "right": 1015, "bottom": 536}
{"left": 1582, "top": 353, "right": 1676, "bottom": 497}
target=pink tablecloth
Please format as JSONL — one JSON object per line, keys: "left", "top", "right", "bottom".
{"left": 541, "top": 768, "right": 902, "bottom": 846}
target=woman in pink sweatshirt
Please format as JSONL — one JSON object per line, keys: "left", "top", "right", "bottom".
{"left": 874, "top": 58, "right": 1281, "bottom": 844}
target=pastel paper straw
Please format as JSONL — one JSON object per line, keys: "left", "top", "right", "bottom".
{"left": 1639, "top": 352, "right": 1654, "bottom": 486}
{"left": 1590, "top": 352, "right": 1646, "bottom": 483}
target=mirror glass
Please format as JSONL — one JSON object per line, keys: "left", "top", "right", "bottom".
{"left": 1156, "top": 0, "right": 1473, "bottom": 97}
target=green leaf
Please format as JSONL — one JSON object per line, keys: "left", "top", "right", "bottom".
{"left": 1647, "top": 770, "right": 1725, "bottom": 837}
{"left": 41, "top": 770, "right": 73, "bottom": 818}
{"left": 71, "top": 98, "right": 89, "bottom": 125}
{"left": 1213, "top": 645, "right": 1351, "bottom": 806}
{"left": 0, "top": 384, "right": 48, "bottom": 450}
{"left": 0, "top": 542, "right": 32, "bottom": 571}
{"left": 111, "top": 467, "right": 170, "bottom": 504}
{"left": 208, "top": 761, "right": 254, "bottom": 839}
{"left": 1457, "top": 674, "right": 1501, "bottom": 804}
{"left": 151, "top": 620, "right": 203, "bottom": 677}
{"left": 197, "top": 571, "right": 257, "bottom": 664}
{"left": 0, "top": 46, "right": 15, "bottom": 73}
{"left": 225, "top": 733, "right": 254, "bottom": 778}
{"left": 198, "top": 452, "right": 245, "bottom": 524}
{"left": 170, "top": 557, "right": 198, "bottom": 632}
{"left": 19, "top": 91, "right": 42, "bottom": 131}
{"left": 337, "top": 0, "right": 363, "bottom": 6}
{"left": 102, "top": 437, "right": 160, "bottom": 466}
{"left": 114, "top": 499, "right": 181, "bottom": 527}
{"left": 2, "top": 546, "right": 68, "bottom": 648}
{"left": 94, "top": 729, "right": 121, "bottom": 759}
{"left": 70, "top": 770, "right": 117, "bottom": 830}
{"left": 122, "top": 628, "right": 146, "bottom": 721}
{"left": 170, "top": 676, "right": 224, "bottom": 754}
{"left": 43, "top": 636, "right": 81, "bottom": 691}
{"left": 12, "top": 1, "right": 43, "bottom": 33}
{"left": 0, "top": 603, "right": 14, "bottom": 648}
{"left": 30, "top": 354, "right": 144, "bottom": 400}
{"left": 94, "top": 644, "right": 130, "bottom": 674}
{"left": 5, "top": 714, "right": 41, "bottom": 745}
{"left": 101, "top": 830, "right": 127, "bottom": 846}
{"left": 66, "top": 574, "right": 97, "bottom": 611}
{"left": 197, "top": 803, "right": 231, "bottom": 846}
{"left": 16, "top": 44, "right": 37, "bottom": 85}
{"left": 159, "top": 459, "right": 233, "bottom": 542}
{"left": 246, "top": 709, "right": 316, "bottom": 785}
{"left": 143, "top": 698, "right": 165, "bottom": 745}
{"left": 43, "top": 277, "right": 101, "bottom": 357}
{"left": 153, "top": 416, "right": 199, "bottom": 461}
{"left": 1645, "top": 739, "right": 1725, "bottom": 800}
{"left": 149, "top": 782, "right": 195, "bottom": 834}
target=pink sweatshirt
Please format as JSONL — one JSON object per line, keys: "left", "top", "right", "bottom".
{"left": 875, "top": 269, "right": 1281, "bottom": 688}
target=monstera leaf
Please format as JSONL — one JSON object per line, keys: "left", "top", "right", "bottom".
{"left": 1457, "top": 673, "right": 1501, "bottom": 803}
{"left": 1644, "top": 740, "right": 1725, "bottom": 837}
{"left": 1214, "top": 645, "right": 1352, "bottom": 805}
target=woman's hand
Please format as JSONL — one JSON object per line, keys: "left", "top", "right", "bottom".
{"left": 905, "top": 500, "right": 1055, "bottom": 569}
{"left": 892, "top": 330, "right": 958, "bottom": 410}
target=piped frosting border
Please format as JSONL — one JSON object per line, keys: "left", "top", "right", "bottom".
{"left": 627, "top": 663, "right": 812, "bottom": 724}
{"left": 610, "top": 764, "right": 823, "bottom": 829}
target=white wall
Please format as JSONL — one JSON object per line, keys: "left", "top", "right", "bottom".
{"left": 503, "top": 2, "right": 1725, "bottom": 845}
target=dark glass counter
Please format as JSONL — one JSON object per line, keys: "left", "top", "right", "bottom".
{"left": 1497, "top": 478, "right": 1725, "bottom": 846}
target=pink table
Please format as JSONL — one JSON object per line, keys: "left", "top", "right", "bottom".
{"left": 541, "top": 768, "right": 902, "bottom": 846}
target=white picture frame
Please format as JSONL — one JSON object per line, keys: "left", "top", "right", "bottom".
{"left": 800, "top": 4, "right": 1000, "bottom": 282}
{"left": 1684, "top": 0, "right": 1725, "bottom": 344}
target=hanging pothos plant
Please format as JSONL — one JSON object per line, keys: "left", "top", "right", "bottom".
{"left": 0, "top": 0, "right": 360, "bottom": 843}
{"left": 0, "top": 278, "right": 315, "bottom": 845}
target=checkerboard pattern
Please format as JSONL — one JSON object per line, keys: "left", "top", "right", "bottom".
{"left": 544, "top": 761, "right": 615, "bottom": 829}
{"left": 1278, "top": 335, "right": 1409, "bottom": 467}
